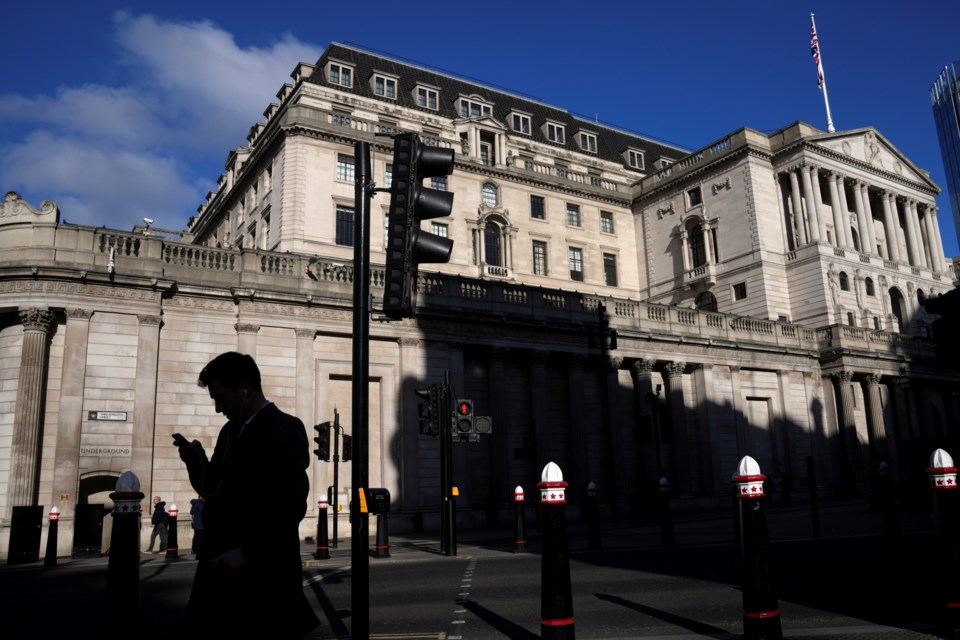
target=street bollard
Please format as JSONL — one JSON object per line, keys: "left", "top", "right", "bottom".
{"left": 540, "top": 462, "right": 575, "bottom": 640}
{"left": 806, "top": 455, "right": 821, "bottom": 538}
{"left": 735, "top": 456, "right": 783, "bottom": 640}
{"left": 659, "top": 476, "right": 674, "bottom": 546}
{"left": 514, "top": 486, "right": 527, "bottom": 553}
{"left": 105, "top": 471, "right": 143, "bottom": 638}
{"left": 44, "top": 506, "right": 60, "bottom": 568}
{"left": 586, "top": 481, "right": 601, "bottom": 550}
{"left": 315, "top": 496, "right": 330, "bottom": 559}
{"left": 374, "top": 513, "right": 390, "bottom": 558}
{"left": 165, "top": 503, "right": 179, "bottom": 559}
{"left": 927, "top": 448, "right": 960, "bottom": 638}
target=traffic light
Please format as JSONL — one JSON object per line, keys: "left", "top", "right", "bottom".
{"left": 313, "top": 421, "right": 331, "bottom": 461}
{"left": 383, "top": 132, "right": 455, "bottom": 319}
{"left": 341, "top": 434, "right": 353, "bottom": 462}
{"left": 455, "top": 399, "right": 475, "bottom": 440}
{"left": 598, "top": 303, "right": 618, "bottom": 351}
{"left": 415, "top": 384, "right": 441, "bottom": 437}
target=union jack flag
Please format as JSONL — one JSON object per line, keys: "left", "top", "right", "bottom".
{"left": 811, "top": 24, "right": 824, "bottom": 89}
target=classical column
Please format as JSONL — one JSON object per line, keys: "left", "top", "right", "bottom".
{"left": 679, "top": 228, "right": 691, "bottom": 271}
{"left": 788, "top": 170, "right": 808, "bottom": 246}
{"left": 837, "top": 176, "right": 855, "bottom": 249}
{"left": 826, "top": 174, "right": 846, "bottom": 248}
{"left": 294, "top": 329, "right": 316, "bottom": 430}
{"left": 918, "top": 205, "right": 935, "bottom": 268}
{"left": 862, "top": 374, "right": 889, "bottom": 463}
{"left": 567, "top": 353, "right": 590, "bottom": 497}
{"left": 397, "top": 337, "right": 422, "bottom": 508}
{"left": 800, "top": 166, "right": 821, "bottom": 243}
{"left": 930, "top": 206, "right": 946, "bottom": 272}
{"left": 630, "top": 359, "right": 655, "bottom": 483}
{"left": 901, "top": 198, "right": 921, "bottom": 267}
{"left": 860, "top": 183, "right": 878, "bottom": 256}
{"left": 235, "top": 322, "right": 260, "bottom": 355}
{"left": 907, "top": 201, "right": 928, "bottom": 268}
{"left": 10, "top": 307, "right": 55, "bottom": 509}
{"left": 892, "top": 194, "right": 908, "bottom": 262}
{"left": 488, "top": 348, "right": 511, "bottom": 506}
{"left": 529, "top": 350, "right": 551, "bottom": 481}
{"left": 702, "top": 224, "right": 714, "bottom": 264}
{"left": 132, "top": 314, "right": 162, "bottom": 496}
{"left": 604, "top": 356, "right": 627, "bottom": 521}
{"left": 880, "top": 192, "right": 901, "bottom": 261}
{"left": 664, "top": 361, "right": 690, "bottom": 495}
{"left": 809, "top": 166, "right": 828, "bottom": 242}
{"left": 851, "top": 181, "right": 870, "bottom": 254}
{"left": 832, "top": 371, "right": 863, "bottom": 488}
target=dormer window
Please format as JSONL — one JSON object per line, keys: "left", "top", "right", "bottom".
{"left": 510, "top": 112, "right": 532, "bottom": 135}
{"left": 545, "top": 122, "right": 566, "bottom": 145}
{"left": 415, "top": 85, "right": 439, "bottom": 110}
{"left": 327, "top": 62, "right": 353, "bottom": 88}
{"left": 459, "top": 97, "right": 492, "bottom": 118}
{"left": 372, "top": 73, "right": 398, "bottom": 99}
{"left": 626, "top": 149, "right": 645, "bottom": 169}
{"left": 578, "top": 132, "right": 598, "bottom": 154}
{"left": 656, "top": 157, "right": 673, "bottom": 170}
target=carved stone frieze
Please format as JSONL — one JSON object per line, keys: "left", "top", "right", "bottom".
{"left": 0, "top": 280, "right": 160, "bottom": 302}
{"left": 163, "top": 296, "right": 234, "bottom": 311}
{"left": 656, "top": 202, "right": 675, "bottom": 219}
{"left": 244, "top": 301, "right": 352, "bottom": 322}
{"left": 711, "top": 177, "right": 731, "bottom": 195}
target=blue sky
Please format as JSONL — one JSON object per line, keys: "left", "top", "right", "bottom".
{"left": 2, "top": 0, "right": 959, "bottom": 256}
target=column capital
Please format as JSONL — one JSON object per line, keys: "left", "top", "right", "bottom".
{"left": 630, "top": 358, "right": 656, "bottom": 377}
{"left": 137, "top": 314, "right": 162, "bottom": 326}
{"left": 863, "top": 372, "right": 882, "bottom": 386}
{"left": 398, "top": 337, "right": 420, "bottom": 348}
{"left": 832, "top": 370, "right": 854, "bottom": 384}
{"left": 530, "top": 350, "right": 550, "bottom": 366}
{"left": 234, "top": 322, "right": 260, "bottom": 335}
{"left": 294, "top": 328, "right": 316, "bottom": 339}
{"left": 65, "top": 308, "right": 93, "bottom": 320}
{"left": 19, "top": 307, "right": 54, "bottom": 333}
{"left": 606, "top": 356, "right": 624, "bottom": 371}
{"left": 664, "top": 361, "right": 686, "bottom": 377}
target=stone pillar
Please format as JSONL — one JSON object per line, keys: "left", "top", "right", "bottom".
{"left": 679, "top": 228, "right": 691, "bottom": 271}
{"left": 132, "top": 314, "right": 162, "bottom": 499}
{"left": 566, "top": 354, "right": 589, "bottom": 498}
{"left": 827, "top": 174, "right": 846, "bottom": 248}
{"left": 295, "top": 328, "right": 316, "bottom": 514}
{"left": 893, "top": 196, "right": 909, "bottom": 265}
{"left": 604, "top": 356, "right": 627, "bottom": 520}
{"left": 880, "top": 192, "right": 901, "bottom": 262}
{"left": 664, "top": 361, "right": 690, "bottom": 495}
{"left": 901, "top": 198, "right": 920, "bottom": 267}
{"left": 930, "top": 206, "right": 946, "bottom": 272}
{"left": 852, "top": 180, "right": 870, "bottom": 254}
{"left": 398, "top": 337, "right": 422, "bottom": 508}
{"left": 800, "top": 166, "right": 821, "bottom": 243}
{"left": 702, "top": 224, "right": 714, "bottom": 264}
{"left": 488, "top": 348, "right": 510, "bottom": 505}
{"left": 860, "top": 183, "right": 878, "bottom": 256}
{"left": 863, "top": 373, "right": 889, "bottom": 463}
{"left": 908, "top": 201, "right": 928, "bottom": 268}
{"left": 530, "top": 350, "right": 551, "bottom": 479}
{"left": 235, "top": 322, "right": 260, "bottom": 356}
{"left": 51, "top": 308, "right": 91, "bottom": 555}
{"left": 832, "top": 371, "right": 863, "bottom": 488}
{"left": 788, "top": 170, "right": 808, "bottom": 246}
{"left": 630, "top": 359, "right": 655, "bottom": 483}
{"left": 809, "top": 166, "right": 828, "bottom": 242}
{"left": 10, "top": 307, "right": 55, "bottom": 509}
{"left": 837, "top": 176, "right": 854, "bottom": 249}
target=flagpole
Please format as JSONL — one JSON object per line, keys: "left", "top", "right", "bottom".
{"left": 811, "top": 13, "right": 836, "bottom": 133}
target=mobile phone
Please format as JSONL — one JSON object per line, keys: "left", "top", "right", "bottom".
{"left": 173, "top": 433, "right": 190, "bottom": 448}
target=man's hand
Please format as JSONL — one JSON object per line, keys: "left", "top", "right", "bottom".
{"left": 177, "top": 440, "right": 206, "bottom": 467}
{"left": 211, "top": 547, "right": 248, "bottom": 577}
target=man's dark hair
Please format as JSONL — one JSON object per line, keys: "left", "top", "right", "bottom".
{"left": 198, "top": 352, "right": 263, "bottom": 393}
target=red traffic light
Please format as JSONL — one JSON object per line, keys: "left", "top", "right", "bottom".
{"left": 457, "top": 400, "right": 472, "bottom": 416}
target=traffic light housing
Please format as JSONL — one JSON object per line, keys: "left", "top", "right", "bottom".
{"left": 598, "top": 303, "right": 618, "bottom": 351}
{"left": 313, "top": 421, "right": 331, "bottom": 461}
{"left": 383, "top": 133, "right": 455, "bottom": 319}
{"left": 341, "top": 434, "right": 353, "bottom": 462}
{"left": 455, "top": 399, "right": 475, "bottom": 440}
{"left": 415, "top": 384, "right": 442, "bottom": 437}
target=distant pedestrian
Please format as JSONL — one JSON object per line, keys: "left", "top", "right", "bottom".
{"left": 189, "top": 496, "right": 205, "bottom": 554}
{"left": 147, "top": 496, "right": 168, "bottom": 554}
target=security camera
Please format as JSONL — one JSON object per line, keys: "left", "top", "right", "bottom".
{"left": 143, "top": 217, "right": 154, "bottom": 225}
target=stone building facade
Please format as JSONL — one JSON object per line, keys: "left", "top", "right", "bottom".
{"left": 1, "top": 43, "right": 957, "bottom": 559}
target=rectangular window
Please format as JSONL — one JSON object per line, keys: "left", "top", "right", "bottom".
{"left": 329, "top": 63, "right": 352, "bottom": 87}
{"left": 568, "top": 247, "right": 584, "bottom": 281}
{"left": 374, "top": 75, "right": 397, "bottom": 99}
{"left": 603, "top": 253, "right": 618, "bottom": 287}
{"left": 385, "top": 163, "right": 393, "bottom": 188}
{"left": 417, "top": 87, "right": 438, "bottom": 110}
{"left": 431, "top": 175, "right": 448, "bottom": 191}
{"left": 579, "top": 132, "right": 597, "bottom": 153}
{"left": 512, "top": 113, "right": 531, "bottom": 135}
{"left": 431, "top": 222, "right": 448, "bottom": 238}
{"left": 627, "top": 149, "right": 645, "bottom": 169}
{"left": 600, "top": 210, "right": 615, "bottom": 234}
{"left": 687, "top": 186, "right": 703, "bottom": 207}
{"left": 530, "top": 195, "right": 546, "bottom": 220}
{"left": 335, "top": 206, "right": 354, "bottom": 246}
{"left": 547, "top": 122, "right": 565, "bottom": 144}
{"left": 336, "top": 154, "right": 355, "bottom": 182}
{"left": 460, "top": 99, "right": 492, "bottom": 118}
{"left": 566, "top": 203, "right": 581, "bottom": 227}
{"left": 532, "top": 240, "right": 548, "bottom": 276}
{"left": 733, "top": 282, "right": 748, "bottom": 301}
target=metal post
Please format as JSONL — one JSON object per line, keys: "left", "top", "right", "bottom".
{"left": 165, "top": 504, "right": 179, "bottom": 559}
{"left": 375, "top": 513, "right": 390, "bottom": 558}
{"left": 44, "top": 506, "right": 59, "bottom": 567}
{"left": 659, "top": 475, "right": 674, "bottom": 546}
{"left": 332, "top": 408, "right": 340, "bottom": 548}
{"left": 539, "top": 462, "right": 575, "bottom": 639}
{"left": 350, "top": 140, "right": 372, "bottom": 640}
{"left": 315, "top": 496, "right": 330, "bottom": 560}
{"left": 105, "top": 471, "right": 143, "bottom": 638}
{"left": 927, "top": 448, "right": 960, "bottom": 637}
{"left": 514, "top": 486, "right": 527, "bottom": 553}
{"left": 586, "top": 481, "right": 601, "bottom": 550}
{"left": 441, "top": 372, "right": 456, "bottom": 556}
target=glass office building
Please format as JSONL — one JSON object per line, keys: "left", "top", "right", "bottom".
{"left": 931, "top": 61, "right": 960, "bottom": 252}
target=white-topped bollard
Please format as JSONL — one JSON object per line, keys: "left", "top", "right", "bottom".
{"left": 927, "top": 448, "right": 960, "bottom": 637}
{"left": 166, "top": 503, "right": 179, "bottom": 559}
{"left": 539, "top": 463, "right": 574, "bottom": 639}
{"left": 316, "top": 496, "right": 330, "bottom": 559}
{"left": 44, "top": 506, "right": 60, "bottom": 567}
{"left": 106, "top": 471, "right": 144, "bottom": 636}
{"left": 514, "top": 486, "right": 527, "bottom": 553}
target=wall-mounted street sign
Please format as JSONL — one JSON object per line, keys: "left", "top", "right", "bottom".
{"left": 87, "top": 411, "right": 127, "bottom": 421}
{"left": 80, "top": 446, "right": 131, "bottom": 456}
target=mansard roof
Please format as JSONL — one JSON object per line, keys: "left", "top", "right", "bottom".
{"left": 310, "top": 43, "right": 686, "bottom": 170}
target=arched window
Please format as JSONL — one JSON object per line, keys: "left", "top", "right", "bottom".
{"left": 889, "top": 287, "right": 907, "bottom": 332}
{"left": 689, "top": 223, "right": 707, "bottom": 268}
{"left": 484, "top": 220, "right": 502, "bottom": 266}
{"left": 851, "top": 227, "right": 861, "bottom": 252}
{"left": 839, "top": 271, "right": 849, "bottom": 291}
{"left": 695, "top": 291, "right": 718, "bottom": 312}
{"left": 917, "top": 288, "right": 926, "bottom": 304}
{"left": 865, "top": 277, "right": 875, "bottom": 296}
{"left": 482, "top": 183, "right": 498, "bottom": 207}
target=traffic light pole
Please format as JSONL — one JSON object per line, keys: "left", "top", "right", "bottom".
{"left": 441, "top": 372, "right": 456, "bottom": 556}
{"left": 351, "top": 141, "right": 372, "bottom": 639}
{"left": 332, "top": 408, "right": 341, "bottom": 548}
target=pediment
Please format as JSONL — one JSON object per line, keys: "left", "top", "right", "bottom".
{"left": 812, "top": 129, "right": 935, "bottom": 189}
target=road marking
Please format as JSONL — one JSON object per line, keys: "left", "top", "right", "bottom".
{"left": 302, "top": 566, "right": 349, "bottom": 586}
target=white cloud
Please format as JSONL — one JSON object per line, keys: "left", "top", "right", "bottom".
{"left": 0, "top": 12, "right": 321, "bottom": 230}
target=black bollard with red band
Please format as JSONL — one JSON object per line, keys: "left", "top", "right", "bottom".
{"left": 44, "top": 506, "right": 60, "bottom": 567}
{"left": 315, "top": 496, "right": 330, "bottom": 559}
{"left": 514, "top": 485, "right": 527, "bottom": 553}
{"left": 105, "top": 471, "right": 144, "bottom": 638}
{"left": 375, "top": 513, "right": 390, "bottom": 558}
{"left": 659, "top": 475, "right": 674, "bottom": 546}
{"left": 165, "top": 503, "right": 179, "bottom": 559}
{"left": 735, "top": 455, "right": 782, "bottom": 640}
{"left": 540, "top": 462, "right": 575, "bottom": 640}
{"left": 586, "top": 481, "right": 601, "bottom": 550}
{"left": 927, "top": 448, "right": 960, "bottom": 637}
